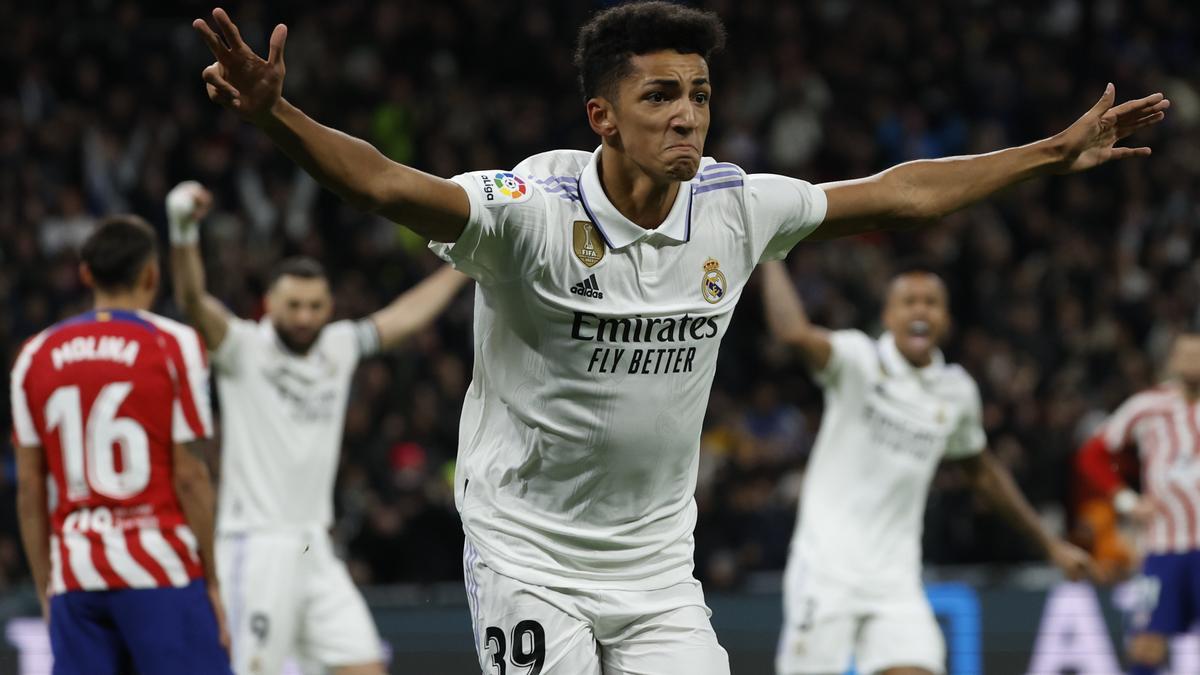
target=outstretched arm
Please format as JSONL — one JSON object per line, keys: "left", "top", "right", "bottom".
{"left": 758, "top": 260, "right": 832, "bottom": 371}
{"left": 167, "top": 181, "right": 233, "bottom": 350}
{"left": 814, "top": 84, "right": 1169, "bottom": 240}
{"left": 960, "top": 452, "right": 1099, "bottom": 581}
{"left": 192, "top": 9, "right": 468, "bottom": 243}
{"left": 370, "top": 266, "right": 472, "bottom": 351}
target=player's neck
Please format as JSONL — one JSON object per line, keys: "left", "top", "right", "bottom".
{"left": 92, "top": 291, "right": 149, "bottom": 313}
{"left": 904, "top": 352, "right": 933, "bottom": 368}
{"left": 598, "top": 146, "right": 680, "bottom": 230}
{"left": 1180, "top": 382, "right": 1200, "bottom": 402}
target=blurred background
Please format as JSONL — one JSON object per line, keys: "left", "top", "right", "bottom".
{"left": 1, "top": 0, "right": 1198, "bottom": 672}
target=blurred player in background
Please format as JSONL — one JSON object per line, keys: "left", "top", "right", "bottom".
{"left": 1077, "top": 332, "right": 1200, "bottom": 675}
{"left": 11, "top": 216, "right": 230, "bottom": 674}
{"left": 190, "top": 1, "right": 1164, "bottom": 671}
{"left": 760, "top": 260, "right": 1096, "bottom": 675}
{"left": 165, "top": 181, "right": 469, "bottom": 675}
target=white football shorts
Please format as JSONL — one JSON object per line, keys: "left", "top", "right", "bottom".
{"left": 463, "top": 540, "right": 730, "bottom": 674}
{"left": 776, "top": 559, "right": 945, "bottom": 675}
{"left": 217, "top": 527, "right": 384, "bottom": 675}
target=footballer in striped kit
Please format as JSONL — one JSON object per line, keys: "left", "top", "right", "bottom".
{"left": 11, "top": 216, "right": 230, "bottom": 674}
{"left": 1077, "top": 332, "right": 1200, "bottom": 675}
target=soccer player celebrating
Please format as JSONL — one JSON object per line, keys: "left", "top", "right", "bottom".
{"left": 11, "top": 216, "right": 231, "bottom": 674}
{"left": 760, "top": 260, "right": 1097, "bottom": 675}
{"left": 165, "top": 180, "right": 469, "bottom": 675}
{"left": 1077, "top": 332, "right": 1200, "bottom": 675}
{"left": 191, "top": 2, "right": 1164, "bottom": 671}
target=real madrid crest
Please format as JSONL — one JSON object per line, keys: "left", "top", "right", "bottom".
{"left": 573, "top": 220, "right": 606, "bottom": 268}
{"left": 701, "top": 258, "right": 726, "bottom": 304}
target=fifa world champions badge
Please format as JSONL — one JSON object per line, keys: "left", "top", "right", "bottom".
{"left": 701, "top": 258, "right": 726, "bottom": 304}
{"left": 573, "top": 220, "right": 606, "bottom": 268}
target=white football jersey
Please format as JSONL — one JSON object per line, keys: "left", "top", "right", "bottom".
{"left": 212, "top": 317, "right": 378, "bottom": 532}
{"left": 431, "top": 148, "right": 827, "bottom": 590}
{"left": 791, "top": 330, "right": 986, "bottom": 589}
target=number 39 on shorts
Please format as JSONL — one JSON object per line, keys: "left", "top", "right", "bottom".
{"left": 485, "top": 620, "right": 546, "bottom": 675}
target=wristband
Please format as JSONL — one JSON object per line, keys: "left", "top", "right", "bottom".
{"left": 1113, "top": 488, "right": 1139, "bottom": 515}
{"left": 166, "top": 181, "right": 203, "bottom": 246}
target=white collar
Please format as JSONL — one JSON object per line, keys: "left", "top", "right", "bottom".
{"left": 577, "top": 146, "right": 694, "bottom": 249}
{"left": 879, "top": 331, "right": 944, "bottom": 381}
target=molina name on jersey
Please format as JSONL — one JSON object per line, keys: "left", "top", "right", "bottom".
{"left": 10, "top": 310, "right": 213, "bottom": 593}
{"left": 432, "top": 148, "right": 827, "bottom": 590}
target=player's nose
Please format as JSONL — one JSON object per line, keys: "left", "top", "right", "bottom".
{"left": 670, "top": 101, "right": 697, "bottom": 132}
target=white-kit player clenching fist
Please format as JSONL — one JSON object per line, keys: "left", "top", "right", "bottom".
{"left": 190, "top": 1, "right": 1165, "bottom": 671}
{"left": 165, "top": 181, "right": 469, "bottom": 675}
{"left": 760, "top": 260, "right": 1097, "bottom": 675}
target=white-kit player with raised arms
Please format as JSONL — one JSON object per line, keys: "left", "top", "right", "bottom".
{"left": 190, "top": 1, "right": 1166, "bottom": 671}
{"left": 760, "top": 260, "right": 1098, "bottom": 675}
{"left": 164, "top": 181, "right": 469, "bottom": 675}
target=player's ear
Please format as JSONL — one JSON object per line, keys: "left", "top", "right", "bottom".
{"left": 79, "top": 263, "right": 96, "bottom": 290}
{"left": 142, "top": 259, "right": 161, "bottom": 293}
{"left": 587, "top": 97, "right": 618, "bottom": 139}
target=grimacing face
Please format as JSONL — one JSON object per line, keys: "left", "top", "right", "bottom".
{"left": 882, "top": 273, "right": 951, "bottom": 367}
{"left": 604, "top": 50, "right": 711, "bottom": 181}
{"left": 1168, "top": 334, "right": 1200, "bottom": 389}
{"left": 266, "top": 275, "right": 333, "bottom": 354}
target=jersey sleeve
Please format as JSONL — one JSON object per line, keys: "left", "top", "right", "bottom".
{"left": 210, "top": 317, "right": 258, "bottom": 375}
{"left": 9, "top": 336, "right": 45, "bottom": 447}
{"left": 351, "top": 318, "right": 381, "bottom": 360}
{"left": 813, "top": 330, "right": 877, "bottom": 395}
{"left": 944, "top": 374, "right": 986, "bottom": 459}
{"left": 1100, "top": 395, "right": 1146, "bottom": 451}
{"left": 746, "top": 174, "right": 829, "bottom": 263}
{"left": 168, "top": 326, "right": 215, "bottom": 443}
{"left": 324, "top": 319, "right": 376, "bottom": 369}
{"left": 428, "top": 171, "right": 548, "bottom": 285}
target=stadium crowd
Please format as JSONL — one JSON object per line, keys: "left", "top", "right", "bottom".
{"left": 2, "top": 0, "right": 1197, "bottom": 591}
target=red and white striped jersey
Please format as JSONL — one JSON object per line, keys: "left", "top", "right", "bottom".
{"left": 1100, "top": 385, "right": 1200, "bottom": 554}
{"left": 9, "top": 309, "right": 214, "bottom": 594}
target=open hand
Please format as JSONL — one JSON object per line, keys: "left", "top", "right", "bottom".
{"left": 193, "top": 8, "right": 288, "bottom": 124}
{"left": 1056, "top": 83, "right": 1169, "bottom": 173}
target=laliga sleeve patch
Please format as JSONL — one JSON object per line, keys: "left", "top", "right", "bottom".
{"left": 475, "top": 171, "right": 533, "bottom": 206}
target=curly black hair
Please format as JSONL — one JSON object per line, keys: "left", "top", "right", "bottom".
{"left": 574, "top": 1, "right": 727, "bottom": 101}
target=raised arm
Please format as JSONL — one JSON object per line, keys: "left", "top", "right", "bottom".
{"left": 758, "top": 260, "right": 832, "bottom": 371}
{"left": 959, "top": 451, "right": 1099, "bottom": 582}
{"left": 370, "top": 266, "right": 471, "bottom": 351}
{"left": 813, "top": 84, "right": 1169, "bottom": 240}
{"left": 15, "top": 444, "right": 50, "bottom": 621}
{"left": 192, "top": 9, "right": 468, "bottom": 243}
{"left": 167, "top": 181, "right": 233, "bottom": 350}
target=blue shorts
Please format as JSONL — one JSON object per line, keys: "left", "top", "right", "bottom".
{"left": 1130, "top": 551, "right": 1200, "bottom": 635}
{"left": 49, "top": 579, "right": 232, "bottom": 675}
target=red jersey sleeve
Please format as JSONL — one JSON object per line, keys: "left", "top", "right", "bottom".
{"left": 9, "top": 332, "right": 50, "bottom": 447}
{"left": 1076, "top": 433, "right": 1124, "bottom": 496}
{"left": 145, "top": 315, "right": 214, "bottom": 443}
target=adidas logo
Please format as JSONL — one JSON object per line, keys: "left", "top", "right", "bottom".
{"left": 570, "top": 274, "right": 604, "bottom": 299}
